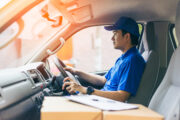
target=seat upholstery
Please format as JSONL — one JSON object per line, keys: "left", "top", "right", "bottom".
{"left": 148, "top": 1, "right": 180, "bottom": 120}
{"left": 128, "top": 22, "right": 160, "bottom": 106}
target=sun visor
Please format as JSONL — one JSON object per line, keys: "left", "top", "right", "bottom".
{"left": 69, "top": 5, "right": 92, "bottom": 23}
{"left": 49, "top": 0, "right": 93, "bottom": 23}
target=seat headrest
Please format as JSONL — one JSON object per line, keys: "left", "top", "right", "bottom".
{"left": 175, "top": 1, "right": 180, "bottom": 43}
{"left": 145, "top": 22, "right": 155, "bottom": 50}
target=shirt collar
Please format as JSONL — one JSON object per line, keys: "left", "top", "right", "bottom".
{"left": 121, "top": 46, "right": 137, "bottom": 59}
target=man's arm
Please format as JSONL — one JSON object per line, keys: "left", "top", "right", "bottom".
{"left": 76, "top": 70, "right": 106, "bottom": 86}
{"left": 80, "top": 87, "right": 130, "bottom": 102}
{"left": 65, "top": 67, "right": 106, "bottom": 86}
{"left": 93, "top": 90, "right": 130, "bottom": 102}
{"left": 62, "top": 77, "right": 130, "bottom": 102}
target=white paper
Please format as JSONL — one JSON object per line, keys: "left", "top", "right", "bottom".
{"left": 65, "top": 95, "right": 138, "bottom": 111}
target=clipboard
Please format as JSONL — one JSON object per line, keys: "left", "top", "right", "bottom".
{"left": 65, "top": 95, "right": 138, "bottom": 111}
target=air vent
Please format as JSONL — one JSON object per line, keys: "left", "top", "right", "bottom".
{"left": 28, "top": 70, "right": 42, "bottom": 84}
{"left": 37, "top": 66, "right": 50, "bottom": 80}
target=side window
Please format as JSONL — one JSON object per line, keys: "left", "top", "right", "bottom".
{"left": 57, "top": 24, "right": 143, "bottom": 73}
{"left": 172, "top": 27, "right": 179, "bottom": 47}
{"left": 71, "top": 26, "right": 122, "bottom": 72}
{"left": 137, "top": 23, "right": 144, "bottom": 53}
{"left": 170, "top": 24, "right": 179, "bottom": 49}
{"left": 138, "top": 24, "right": 144, "bottom": 36}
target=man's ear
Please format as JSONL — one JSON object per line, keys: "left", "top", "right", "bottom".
{"left": 125, "top": 33, "right": 131, "bottom": 42}
{"left": 126, "top": 33, "right": 131, "bottom": 39}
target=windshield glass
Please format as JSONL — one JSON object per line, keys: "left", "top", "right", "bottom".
{"left": 0, "top": 0, "right": 12, "bottom": 9}
{"left": 0, "top": 1, "right": 68, "bottom": 69}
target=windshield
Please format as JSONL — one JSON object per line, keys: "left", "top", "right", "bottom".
{"left": 0, "top": 1, "right": 68, "bottom": 69}
{"left": 0, "top": 0, "right": 12, "bottom": 9}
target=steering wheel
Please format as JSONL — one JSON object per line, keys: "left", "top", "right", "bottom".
{"left": 52, "top": 55, "right": 68, "bottom": 78}
{"left": 52, "top": 55, "right": 80, "bottom": 95}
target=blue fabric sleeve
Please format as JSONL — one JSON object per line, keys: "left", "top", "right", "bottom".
{"left": 104, "top": 68, "right": 112, "bottom": 80}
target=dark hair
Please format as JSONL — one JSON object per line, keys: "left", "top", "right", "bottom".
{"left": 121, "top": 30, "right": 139, "bottom": 46}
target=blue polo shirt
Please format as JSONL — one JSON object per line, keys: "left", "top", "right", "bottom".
{"left": 102, "top": 47, "right": 145, "bottom": 96}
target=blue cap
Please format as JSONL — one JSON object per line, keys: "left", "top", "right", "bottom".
{"left": 104, "top": 16, "right": 140, "bottom": 38}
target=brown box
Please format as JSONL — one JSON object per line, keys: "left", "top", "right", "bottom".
{"left": 103, "top": 104, "right": 164, "bottom": 120}
{"left": 41, "top": 97, "right": 102, "bottom": 120}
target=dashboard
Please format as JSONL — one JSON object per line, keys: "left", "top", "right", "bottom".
{"left": 0, "top": 62, "right": 54, "bottom": 120}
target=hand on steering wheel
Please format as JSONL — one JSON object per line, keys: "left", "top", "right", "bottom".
{"left": 62, "top": 77, "right": 87, "bottom": 94}
{"left": 52, "top": 55, "right": 80, "bottom": 95}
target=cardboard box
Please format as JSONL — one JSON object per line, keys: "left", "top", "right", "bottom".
{"left": 103, "top": 104, "right": 164, "bottom": 120}
{"left": 41, "top": 97, "right": 102, "bottom": 120}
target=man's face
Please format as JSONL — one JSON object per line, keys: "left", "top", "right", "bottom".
{"left": 111, "top": 30, "right": 128, "bottom": 50}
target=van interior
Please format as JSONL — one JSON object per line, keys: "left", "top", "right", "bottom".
{"left": 0, "top": 0, "right": 179, "bottom": 120}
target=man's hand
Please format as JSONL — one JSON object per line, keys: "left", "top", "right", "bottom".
{"left": 62, "top": 77, "right": 87, "bottom": 94}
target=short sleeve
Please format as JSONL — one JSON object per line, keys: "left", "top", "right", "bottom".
{"left": 104, "top": 67, "right": 112, "bottom": 80}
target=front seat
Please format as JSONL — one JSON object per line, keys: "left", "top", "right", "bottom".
{"left": 148, "top": 2, "right": 180, "bottom": 120}
{"left": 128, "top": 22, "right": 160, "bottom": 106}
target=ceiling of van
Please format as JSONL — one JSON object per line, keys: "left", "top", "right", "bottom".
{"left": 50, "top": 0, "right": 179, "bottom": 24}
{"left": 0, "top": 0, "right": 179, "bottom": 33}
